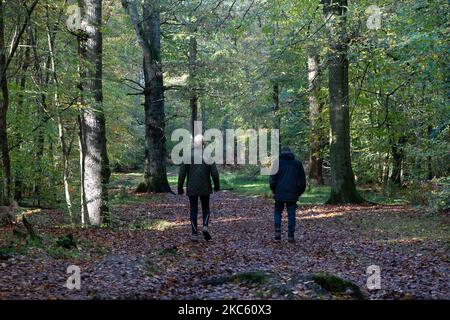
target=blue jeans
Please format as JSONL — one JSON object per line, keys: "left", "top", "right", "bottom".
{"left": 274, "top": 201, "right": 297, "bottom": 235}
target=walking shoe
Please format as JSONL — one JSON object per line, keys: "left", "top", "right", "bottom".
{"left": 202, "top": 226, "right": 212, "bottom": 241}
{"left": 191, "top": 233, "right": 199, "bottom": 242}
{"left": 287, "top": 232, "right": 295, "bottom": 243}
{"left": 274, "top": 230, "right": 281, "bottom": 242}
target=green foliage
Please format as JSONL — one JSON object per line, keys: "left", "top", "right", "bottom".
{"left": 357, "top": 213, "right": 448, "bottom": 242}
{"left": 157, "top": 246, "right": 178, "bottom": 256}
{"left": 46, "top": 246, "right": 80, "bottom": 260}
{"left": 404, "top": 177, "right": 450, "bottom": 212}
{"left": 145, "top": 258, "right": 159, "bottom": 276}
{"left": 56, "top": 234, "right": 77, "bottom": 250}
{"left": 311, "top": 273, "right": 365, "bottom": 300}
{"left": 128, "top": 219, "right": 173, "bottom": 231}
{"left": 231, "top": 271, "right": 270, "bottom": 285}
{"left": 1, "top": 0, "right": 447, "bottom": 214}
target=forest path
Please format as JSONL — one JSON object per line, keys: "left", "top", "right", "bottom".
{"left": 0, "top": 190, "right": 448, "bottom": 299}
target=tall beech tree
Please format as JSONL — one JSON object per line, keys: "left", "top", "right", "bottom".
{"left": 189, "top": 35, "right": 198, "bottom": 134}
{"left": 307, "top": 45, "right": 324, "bottom": 185}
{"left": 322, "top": 0, "right": 363, "bottom": 203}
{"left": 122, "top": 0, "right": 171, "bottom": 193}
{"left": 0, "top": 0, "right": 10, "bottom": 206}
{"left": 78, "top": 0, "right": 110, "bottom": 225}
{"left": 0, "top": 0, "right": 38, "bottom": 206}
{"left": 0, "top": 0, "right": 448, "bottom": 218}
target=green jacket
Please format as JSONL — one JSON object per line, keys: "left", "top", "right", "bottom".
{"left": 178, "top": 160, "right": 220, "bottom": 196}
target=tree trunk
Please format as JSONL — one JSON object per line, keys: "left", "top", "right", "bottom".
{"left": 382, "top": 153, "right": 390, "bottom": 188}
{"left": 78, "top": 0, "right": 110, "bottom": 226}
{"left": 29, "top": 26, "right": 49, "bottom": 206}
{"left": 47, "top": 21, "right": 74, "bottom": 223}
{"left": 271, "top": 31, "right": 280, "bottom": 141}
{"left": 13, "top": 40, "right": 30, "bottom": 202}
{"left": 427, "top": 125, "right": 433, "bottom": 180}
{"left": 122, "top": 0, "right": 170, "bottom": 193}
{"left": 390, "top": 136, "right": 405, "bottom": 185}
{"left": 0, "top": 0, "right": 37, "bottom": 206}
{"left": 322, "top": 0, "right": 363, "bottom": 203}
{"left": 58, "top": 116, "right": 74, "bottom": 222}
{"left": 78, "top": 114, "right": 88, "bottom": 226}
{"left": 189, "top": 35, "right": 198, "bottom": 134}
{"left": 273, "top": 83, "right": 280, "bottom": 131}
{"left": 142, "top": 0, "right": 171, "bottom": 192}
{"left": 0, "top": 1, "right": 11, "bottom": 206}
{"left": 307, "top": 47, "right": 324, "bottom": 185}
{"left": 201, "top": 101, "right": 206, "bottom": 129}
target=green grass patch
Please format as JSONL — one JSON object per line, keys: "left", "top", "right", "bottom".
{"left": 109, "top": 173, "right": 142, "bottom": 189}
{"left": 0, "top": 244, "right": 25, "bottom": 259}
{"left": 358, "top": 214, "right": 449, "bottom": 241}
{"left": 157, "top": 246, "right": 178, "bottom": 256}
{"left": 311, "top": 272, "right": 365, "bottom": 299}
{"left": 47, "top": 246, "right": 80, "bottom": 260}
{"left": 108, "top": 173, "right": 161, "bottom": 206}
{"left": 129, "top": 219, "right": 174, "bottom": 231}
{"left": 145, "top": 258, "right": 159, "bottom": 275}
{"left": 0, "top": 227, "right": 44, "bottom": 258}
{"left": 56, "top": 234, "right": 77, "bottom": 249}
{"left": 1, "top": 230, "right": 109, "bottom": 260}
{"left": 109, "top": 187, "right": 160, "bottom": 206}
{"left": 112, "top": 169, "right": 405, "bottom": 205}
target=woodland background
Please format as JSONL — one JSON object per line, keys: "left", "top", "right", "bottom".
{"left": 0, "top": 0, "right": 448, "bottom": 300}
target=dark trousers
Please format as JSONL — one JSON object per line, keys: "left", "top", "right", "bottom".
{"left": 189, "top": 195, "right": 210, "bottom": 234}
{"left": 274, "top": 200, "right": 297, "bottom": 235}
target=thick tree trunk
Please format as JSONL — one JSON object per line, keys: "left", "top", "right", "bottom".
{"left": 47, "top": 25, "right": 74, "bottom": 223}
{"left": 29, "top": 26, "right": 49, "bottom": 206}
{"left": 307, "top": 47, "right": 324, "bottom": 185}
{"left": 322, "top": 0, "right": 363, "bottom": 203}
{"left": 123, "top": 0, "right": 170, "bottom": 193}
{"left": 13, "top": 41, "right": 30, "bottom": 202}
{"left": 0, "top": 1, "right": 11, "bottom": 206}
{"left": 0, "top": 0, "right": 37, "bottom": 206}
{"left": 189, "top": 35, "right": 198, "bottom": 134}
{"left": 78, "top": 0, "right": 110, "bottom": 226}
{"left": 141, "top": 0, "right": 170, "bottom": 192}
{"left": 390, "top": 136, "right": 405, "bottom": 185}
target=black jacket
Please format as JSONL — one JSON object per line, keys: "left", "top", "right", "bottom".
{"left": 178, "top": 150, "right": 220, "bottom": 196}
{"left": 269, "top": 151, "right": 306, "bottom": 202}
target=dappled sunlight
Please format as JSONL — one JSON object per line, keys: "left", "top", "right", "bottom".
{"left": 2, "top": 189, "right": 448, "bottom": 300}
{"left": 213, "top": 216, "right": 265, "bottom": 224}
{"left": 153, "top": 203, "right": 187, "bottom": 208}
{"left": 297, "top": 211, "right": 346, "bottom": 220}
{"left": 239, "top": 184, "right": 262, "bottom": 189}
{"left": 376, "top": 237, "right": 426, "bottom": 244}
{"left": 0, "top": 0, "right": 447, "bottom": 302}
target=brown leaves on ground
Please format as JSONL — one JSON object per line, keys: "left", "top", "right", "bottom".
{"left": 0, "top": 190, "right": 448, "bottom": 300}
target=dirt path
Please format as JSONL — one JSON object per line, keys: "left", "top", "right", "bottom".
{"left": 0, "top": 191, "right": 448, "bottom": 299}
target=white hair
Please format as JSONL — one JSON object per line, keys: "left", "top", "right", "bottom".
{"left": 193, "top": 134, "right": 203, "bottom": 149}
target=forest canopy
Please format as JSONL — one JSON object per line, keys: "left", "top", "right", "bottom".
{"left": 0, "top": 0, "right": 448, "bottom": 223}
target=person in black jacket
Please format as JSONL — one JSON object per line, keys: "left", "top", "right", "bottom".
{"left": 269, "top": 146, "right": 306, "bottom": 242}
{"left": 178, "top": 135, "right": 220, "bottom": 242}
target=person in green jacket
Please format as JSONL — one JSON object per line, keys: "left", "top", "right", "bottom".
{"left": 178, "top": 135, "right": 220, "bottom": 242}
